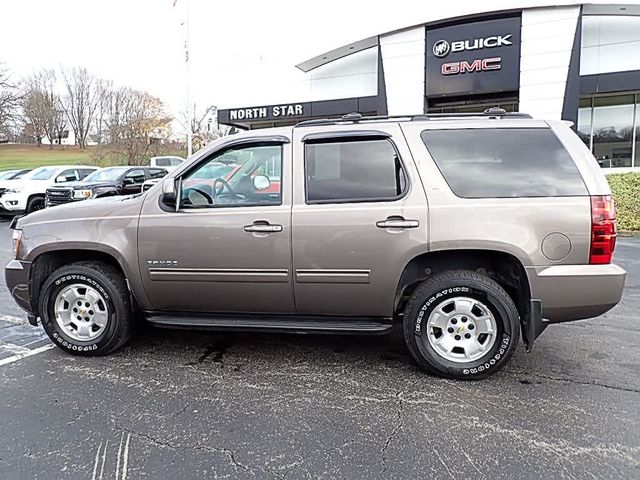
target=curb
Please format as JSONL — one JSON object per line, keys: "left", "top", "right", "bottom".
{"left": 619, "top": 231, "right": 640, "bottom": 238}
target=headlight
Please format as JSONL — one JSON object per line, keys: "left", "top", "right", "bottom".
{"left": 6, "top": 187, "right": 22, "bottom": 194}
{"left": 12, "top": 229, "right": 22, "bottom": 258}
{"left": 73, "top": 189, "right": 93, "bottom": 199}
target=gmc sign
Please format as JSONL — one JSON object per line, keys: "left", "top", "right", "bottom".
{"left": 426, "top": 16, "right": 521, "bottom": 97}
{"left": 441, "top": 57, "right": 502, "bottom": 75}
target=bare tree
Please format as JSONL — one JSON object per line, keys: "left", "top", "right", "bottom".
{"left": 60, "top": 67, "right": 100, "bottom": 149}
{"left": 97, "top": 87, "right": 172, "bottom": 165}
{"left": 22, "top": 69, "right": 61, "bottom": 147}
{"left": 179, "top": 104, "right": 220, "bottom": 152}
{"left": 0, "top": 63, "right": 21, "bottom": 139}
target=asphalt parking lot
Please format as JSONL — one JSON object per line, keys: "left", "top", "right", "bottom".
{"left": 0, "top": 216, "right": 639, "bottom": 480}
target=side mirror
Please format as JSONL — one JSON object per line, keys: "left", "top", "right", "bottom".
{"left": 55, "top": 175, "right": 67, "bottom": 183}
{"left": 161, "top": 177, "right": 177, "bottom": 206}
{"left": 253, "top": 175, "right": 270, "bottom": 191}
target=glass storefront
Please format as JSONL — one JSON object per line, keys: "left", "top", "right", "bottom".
{"left": 578, "top": 93, "right": 639, "bottom": 169}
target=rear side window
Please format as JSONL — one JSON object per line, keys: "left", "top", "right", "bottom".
{"left": 421, "top": 128, "right": 587, "bottom": 198}
{"left": 305, "top": 139, "right": 406, "bottom": 203}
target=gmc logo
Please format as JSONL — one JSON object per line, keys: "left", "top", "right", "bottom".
{"left": 441, "top": 57, "right": 502, "bottom": 75}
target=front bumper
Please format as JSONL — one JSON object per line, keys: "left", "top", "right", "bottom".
{"left": 5, "top": 259, "right": 33, "bottom": 316}
{"left": 0, "top": 195, "right": 26, "bottom": 212}
{"left": 526, "top": 263, "right": 626, "bottom": 323}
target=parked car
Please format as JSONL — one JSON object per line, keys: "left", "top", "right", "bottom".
{"left": 0, "top": 169, "right": 31, "bottom": 181}
{"left": 5, "top": 110, "right": 626, "bottom": 380}
{"left": 150, "top": 156, "right": 185, "bottom": 173}
{"left": 45, "top": 166, "right": 167, "bottom": 207}
{"left": 0, "top": 165, "right": 98, "bottom": 215}
{"left": 0, "top": 169, "right": 32, "bottom": 200}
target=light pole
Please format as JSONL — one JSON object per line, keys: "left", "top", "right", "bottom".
{"left": 174, "top": 0, "right": 192, "bottom": 157}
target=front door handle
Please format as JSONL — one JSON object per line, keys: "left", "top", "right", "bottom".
{"left": 376, "top": 217, "right": 420, "bottom": 229}
{"left": 244, "top": 222, "right": 283, "bottom": 233}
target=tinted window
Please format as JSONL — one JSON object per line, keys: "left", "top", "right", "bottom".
{"left": 148, "top": 169, "right": 167, "bottom": 179}
{"left": 180, "top": 144, "right": 282, "bottom": 208}
{"left": 305, "top": 139, "right": 406, "bottom": 203}
{"left": 421, "top": 128, "right": 587, "bottom": 198}
{"left": 154, "top": 158, "right": 171, "bottom": 167}
{"left": 125, "top": 169, "right": 145, "bottom": 184}
{"left": 170, "top": 158, "right": 183, "bottom": 166}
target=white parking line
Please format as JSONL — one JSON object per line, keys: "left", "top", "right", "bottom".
{"left": 0, "top": 343, "right": 54, "bottom": 366}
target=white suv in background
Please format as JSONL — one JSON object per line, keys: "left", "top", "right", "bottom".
{"left": 150, "top": 156, "right": 185, "bottom": 173}
{"left": 0, "top": 165, "right": 98, "bottom": 215}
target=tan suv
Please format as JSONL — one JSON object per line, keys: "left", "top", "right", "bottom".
{"left": 5, "top": 110, "right": 626, "bottom": 379}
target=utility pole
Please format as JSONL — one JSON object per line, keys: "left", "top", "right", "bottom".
{"left": 174, "top": 0, "right": 192, "bottom": 157}
{"left": 185, "top": 0, "right": 192, "bottom": 157}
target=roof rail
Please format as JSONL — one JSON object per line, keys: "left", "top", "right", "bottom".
{"left": 294, "top": 108, "right": 532, "bottom": 127}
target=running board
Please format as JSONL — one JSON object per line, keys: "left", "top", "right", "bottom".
{"left": 145, "top": 312, "right": 394, "bottom": 335}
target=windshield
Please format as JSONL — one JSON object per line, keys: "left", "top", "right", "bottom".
{"left": 0, "top": 170, "right": 18, "bottom": 180}
{"left": 83, "top": 167, "right": 129, "bottom": 182}
{"left": 27, "top": 167, "right": 59, "bottom": 181}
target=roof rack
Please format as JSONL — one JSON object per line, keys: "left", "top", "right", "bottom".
{"left": 294, "top": 108, "right": 532, "bottom": 127}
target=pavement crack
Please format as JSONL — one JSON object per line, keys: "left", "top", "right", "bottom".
{"left": 380, "top": 391, "right": 404, "bottom": 478}
{"left": 508, "top": 369, "right": 640, "bottom": 394}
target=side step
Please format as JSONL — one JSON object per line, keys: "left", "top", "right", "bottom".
{"left": 145, "top": 312, "right": 394, "bottom": 335}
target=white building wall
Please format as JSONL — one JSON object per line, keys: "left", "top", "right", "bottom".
{"left": 380, "top": 27, "right": 426, "bottom": 115}
{"left": 519, "top": 6, "right": 580, "bottom": 120}
{"left": 306, "top": 47, "right": 378, "bottom": 101}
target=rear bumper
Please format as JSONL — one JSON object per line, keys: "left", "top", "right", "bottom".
{"left": 526, "top": 264, "right": 626, "bottom": 323}
{"left": 4, "top": 259, "right": 33, "bottom": 315}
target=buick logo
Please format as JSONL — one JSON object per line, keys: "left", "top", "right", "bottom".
{"left": 433, "top": 40, "right": 450, "bottom": 58}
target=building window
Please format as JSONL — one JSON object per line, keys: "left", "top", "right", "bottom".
{"left": 578, "top": 94, "right": 638, "bottom": 169}
{"left": 581, "top": 15, "right": 640, "bottom": 76}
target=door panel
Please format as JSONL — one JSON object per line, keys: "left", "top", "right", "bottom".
{"left": 291, "top": 125, "right": 429, "bottom": 318}
{"left": 138, "top": 139, "right": 294, "bottom": 313}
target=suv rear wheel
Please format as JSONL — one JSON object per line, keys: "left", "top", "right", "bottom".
{"left": 38, "top": 261, "right": 133, "bottom": 355}
{"left": 403, "top": 270, "right": 519, "bottom": 380}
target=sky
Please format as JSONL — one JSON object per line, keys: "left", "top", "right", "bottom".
{"left": 1, "top": 0, "right": 636, "bottom": 131}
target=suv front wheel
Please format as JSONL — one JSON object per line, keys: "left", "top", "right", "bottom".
{"left": 403, "top": 270, "right": 519, "bottom": 380}
{"left": 38, "top": 261, "right": 134, "bottom": 355}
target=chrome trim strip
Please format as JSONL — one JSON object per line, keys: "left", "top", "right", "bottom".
{"left": 149, "top": 268, "right": 289, "bottom": 283}
{"left": 295, "top": 269, "right": 371, "bottom": 284}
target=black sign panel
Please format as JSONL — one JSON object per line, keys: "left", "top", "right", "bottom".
{"left": 426, "top": 16, "right": 521, "bottom": 98}
{"left": 218, "top": 102, "right": 312, "bottom": 124}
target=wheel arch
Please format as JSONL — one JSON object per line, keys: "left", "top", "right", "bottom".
{"left": 394, "top": 249, "right": 531, "bottom": 323}
{"left": 28, "top": 246, "right": 140, "bottom": 316}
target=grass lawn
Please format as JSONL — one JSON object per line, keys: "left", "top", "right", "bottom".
{"left": 0, "top": 144, "right": 95, "bottom": 170}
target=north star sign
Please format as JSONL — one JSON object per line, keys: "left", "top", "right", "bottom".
{"left": 229, "top": 104, "right": 306, "bottom": 121}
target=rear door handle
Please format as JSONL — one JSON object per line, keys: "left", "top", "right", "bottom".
{"left": 244, "top": 222, "right": 283, "bottom": 233}
{"left": 376, "top": 217, "right": 420, "bottom": 229}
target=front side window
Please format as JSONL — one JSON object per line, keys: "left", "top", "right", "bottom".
{"left": 421, "top": 128, "right": 588, "bottom": 198}
{"left": 58, "top": 169, "right": 79, "bottom": 182}
{"left": 125, "top": 169, "right": 146, "bottom": 184}
{"left": 305, "top": 139, "right": 406, "bottom": 203}
{"left": 180, "top": 144, "right": 282, "bottom": 208}
{"left": 148, "top": 169, "right": 167, "bottom": 179}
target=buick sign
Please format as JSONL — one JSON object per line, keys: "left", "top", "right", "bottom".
{"left": 433, "top": 40, "right": 450, "bottom": 58}
{"left": 432, "top": 35, "right": 512, "bottom": 58}
{"left": 426, "top": 16, "right": 521, "bottom": 97}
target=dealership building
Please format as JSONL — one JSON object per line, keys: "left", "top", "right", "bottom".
{"left": 218, "top": 1, "right": 640, "bottom": 171}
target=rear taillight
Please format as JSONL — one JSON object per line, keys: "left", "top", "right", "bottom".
{"left": 590, "top": 195, "right": 617, "bottom": 264}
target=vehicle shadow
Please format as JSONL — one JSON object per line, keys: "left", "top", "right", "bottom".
{"left": 128, "top": 322, "right": 415, "bottom": 370}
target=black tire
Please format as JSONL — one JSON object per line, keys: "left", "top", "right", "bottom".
{"left": 403, "top": 270, "right": 520, "bottom": 380}
{"left": 38, "top": 261, "right": 134, "bottom": 356}
{"left": 26, "top": 196, "right": 45, "bottom": 214}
